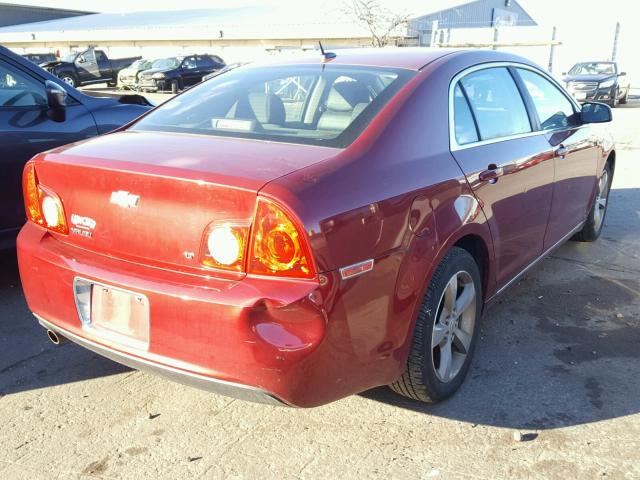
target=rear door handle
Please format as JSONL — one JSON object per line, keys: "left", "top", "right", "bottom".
{"left": 479, "top": 165, "right": 504, "bottom": 183}
{"left": 554, "top": 145, "right": 568, "bottom": 159}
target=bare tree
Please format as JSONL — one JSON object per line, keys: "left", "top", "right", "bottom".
{"left": 344, "top": 0, "right": 410, "bottom": 47}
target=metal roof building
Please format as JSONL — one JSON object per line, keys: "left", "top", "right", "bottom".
{"left": 409, "top": 0, "right": 536, "bottom": 45}
{"left": 0, "top": 2, "right": 91, "bottom": 28}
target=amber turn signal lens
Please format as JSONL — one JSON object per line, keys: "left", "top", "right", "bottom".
{"left": 248, "top": 197, "right": 315, "bottom": 279}
{"left": 23, "top": 162, "right": 68, "bottom": 235}
{"left": 200, "top": 222, "right": 249, "bottom": 272}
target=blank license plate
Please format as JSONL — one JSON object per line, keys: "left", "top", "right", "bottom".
{"left": 89, "top": 285, "right": 149, "bottom": 347}
{"left": 574, "top": 92, "right": 587, "bottom": 100}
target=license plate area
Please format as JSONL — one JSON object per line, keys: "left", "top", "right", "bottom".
{"left": 574, "top": 91, "right": 587, "bottom": 100}
{"left": 73, "top": 277, "right": 150, "bottom": 350}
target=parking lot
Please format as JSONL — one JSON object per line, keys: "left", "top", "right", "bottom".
{"left": 1, "top": 100, "right": 639, "bottom": 479}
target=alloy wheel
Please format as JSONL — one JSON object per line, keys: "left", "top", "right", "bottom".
{"left": 593, "top": 168, "right": 610, "bottom": 231}
{"left": 431, "top": 270, "right": 477, "bottom": 383}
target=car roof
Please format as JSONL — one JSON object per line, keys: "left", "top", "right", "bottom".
{"left": 262, "top": 48, "right": 464, "bottom": 71}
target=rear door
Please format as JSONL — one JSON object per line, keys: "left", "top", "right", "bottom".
{"left": 450, "top": 66, "right": 555, "bottom": 288}
{"left": 514, "top": 67, "right": 599, "bottom": 248}
{"left": 0, "top": 57, "right": 97, "bottom": 237}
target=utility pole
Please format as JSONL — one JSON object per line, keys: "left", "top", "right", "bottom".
{"left": 611, "top": 21, "right": 620, "bottom": 61}
{"left": 548, "top": 26, "right": 557, "bottom": 72}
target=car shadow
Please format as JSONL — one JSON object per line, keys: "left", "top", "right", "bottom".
{"left": 0, "top": 249, "right": 130, "bottom": 397}
{"left": 362, "top": 186, "right": 640, "bottom": 430}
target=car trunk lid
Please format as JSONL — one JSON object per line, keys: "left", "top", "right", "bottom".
{"left": 34, "top": 131, "right": 340, "bottom": 274}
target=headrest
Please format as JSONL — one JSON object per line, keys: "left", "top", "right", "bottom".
{"left": 325, "top": 81, "right": 371, "bottom": 112}
{"left": 248, "top": 92, "right": 286, "bottom": 125}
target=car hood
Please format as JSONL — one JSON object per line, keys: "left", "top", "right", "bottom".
{"left": 45, "top": 130, "right": 341, "bottom": 191}
{"left": 40, "top": 60, "right": 67, "bottom": 68}
{"left": 139, "top": 68, "right": 173, "bottom": 76}
{"left": 563, "top": 74, "right": 616, "bottom": 83}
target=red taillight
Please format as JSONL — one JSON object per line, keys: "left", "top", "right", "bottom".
{"left": 23, "top": 162, "right": 68, "bottom": 235}
{"left": 248, "top": 197, "right": 315, "bottom": 279}
{"left": 199, "top": 196, "right": 316, "bottom": 279}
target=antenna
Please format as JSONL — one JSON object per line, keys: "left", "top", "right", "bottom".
{"left": 318, "top": 41, "right": 336, "bottom": 62}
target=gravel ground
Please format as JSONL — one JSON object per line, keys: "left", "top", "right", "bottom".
{"left": 0, "top": 101, "right": 639, "bottom": 480}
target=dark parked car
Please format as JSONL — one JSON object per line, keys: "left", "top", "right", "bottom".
{"left": 17, "top": 49, "right": 614, "bottom": 407}
{"left": 41, "top": 48, "right": 141, "bottom": 88}
{"left": 22, "top": 53, "right": 57, "bottom": 65}
{"left": 563, "top": 61, "right": 630, "bottom": 107}
{"left": 0, "top": 45, "right": 153, "bottom": 249}
{"left": 138, "top": 54, "right": 225, "bottom": 93}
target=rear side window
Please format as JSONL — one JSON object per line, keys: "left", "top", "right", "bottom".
{"left": 459, "top": 67, "right": 531, "bottom": 141}
{"left": 453, "top": 84, "right": 478, "bottom": 145}
{"left": 197, "top": 56, "right": 215, "bottom": 69}
{"left": 517, "top": 68, "right": 578, "bottom": 130}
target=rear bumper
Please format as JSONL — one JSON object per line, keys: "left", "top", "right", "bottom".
{"left": 37, "top": 314, "right": 284, "bottom": 405}
{"left": 17, "top": 223, "right": 408, "bottom": 407}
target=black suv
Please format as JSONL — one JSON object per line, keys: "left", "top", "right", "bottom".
{"left": 138, "top": 54, "right": 225, "bottom": 93}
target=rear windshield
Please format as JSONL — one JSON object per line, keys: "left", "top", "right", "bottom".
{"left": 131, "top": 64, "right": 415, "bottom": 147}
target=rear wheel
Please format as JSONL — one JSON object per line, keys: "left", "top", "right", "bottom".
{"left": 390, "top": 247, "right": 482, "bottom": 403}
{"left": 573, "top": 162, "right": 612, "bottom": 242}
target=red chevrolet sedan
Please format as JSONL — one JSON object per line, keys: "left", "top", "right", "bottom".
{"left": 17, "top": 49, "right": 614, "bottom": 407}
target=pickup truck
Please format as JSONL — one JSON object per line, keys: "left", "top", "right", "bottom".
{"left": 41, "top": 49, "right": 141, "bottom": 88}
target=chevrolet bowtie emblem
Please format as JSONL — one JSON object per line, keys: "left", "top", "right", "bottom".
{"left": 110, "top": 190, "right": 140, "bottom": 209}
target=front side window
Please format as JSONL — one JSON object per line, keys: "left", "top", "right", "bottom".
{"left": 0, "top": 61, "right": 46, "bottom": 108}
{"left": 459, "top": 67, "right": 531, "bottom": 141}
{"left": 182, "top": 57, "right": 197, "bottom": 70}
{"left": 517, "top": 69, "right": 578, "bottom": 130}
{"left": 131, "top": 64, "right": 415, "bottom": 147}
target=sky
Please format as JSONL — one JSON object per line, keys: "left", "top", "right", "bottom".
{"left": 9, "top": 0, "right": 633, "bottom": 34}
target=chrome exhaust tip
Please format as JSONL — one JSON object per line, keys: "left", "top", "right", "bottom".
{"left": 47, "top": 329, "right": 67, "bottom": 345}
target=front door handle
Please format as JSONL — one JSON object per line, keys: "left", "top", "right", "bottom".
{"left": 479, "top": 164, "right": 504, "bottom": 183}
{"left": 554, "top": 145, "right": 568, "bottom": 159}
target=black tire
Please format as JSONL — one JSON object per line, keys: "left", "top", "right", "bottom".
{"left": 573, "top": 162, "right": 612, "bottom": 242}
{"left": 59, "top": 74, "right": 76, "bottom": 88}
{"left": 610, "top": 89, "right": 619, "bottom": 108}
{"left": 390, "top": 247, "right": 482, "bottom": 403}
{"left": 620, "top": 89, "right": 628, "bottom": 104}
{"left": 171, "top": 80, "right": 179, "bottom": 94}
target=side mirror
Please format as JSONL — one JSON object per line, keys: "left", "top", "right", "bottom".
{"left": 581, "top": 102, "right": 612, "bottom": 124}
{"left": 619, "top": 71, "right": 627, "bottom": 76}
{"left": 45, "top": 80, "right": 67, "bottom": 122}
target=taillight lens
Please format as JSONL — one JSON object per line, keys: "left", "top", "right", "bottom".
{"left": 248, "top": 197, "right": 315, "bottom": 279}
{"left": 199, "top": 197, "right": 315, "bottom": 279}
{"left": 23, "top": 162, "right": 68, "bottom": 234}
{"left": 200, "top": 222, "right": 249, "bottom": 272}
